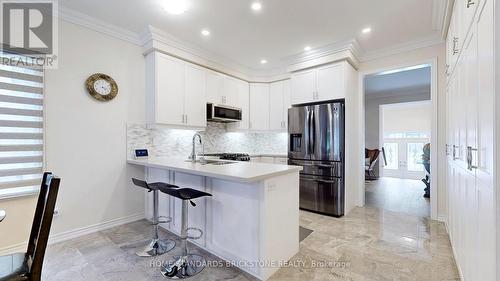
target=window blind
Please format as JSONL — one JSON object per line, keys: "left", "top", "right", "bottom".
{"left": 0, "top": 54, "right": 44, "bottom": 198}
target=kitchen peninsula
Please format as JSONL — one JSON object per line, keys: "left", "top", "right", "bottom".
{"left": 128, "top": 157, "right": 301, "bottom": 280}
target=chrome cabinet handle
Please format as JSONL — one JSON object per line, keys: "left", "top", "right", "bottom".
{"left": 452, "top": 37, "right": 459, "bottom": 55}
{"left": 467, "top": 146, "right": 478, "bottom": 170}
{"left": 467, "top": 0, "right": 475, "bottom": 8}
{"left": 452, "top": 145, "right": 460, "bottom": 160}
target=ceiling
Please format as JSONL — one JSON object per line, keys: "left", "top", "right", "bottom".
{"left": 364, "top": 66, "right": 431, "bottom": 98}
{"left": 59, "top": 0, "right": 442, "bottom": 71}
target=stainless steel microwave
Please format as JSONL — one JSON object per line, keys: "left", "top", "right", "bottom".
{"left": 206, "top": 103, "right": 242, "bottom": 122}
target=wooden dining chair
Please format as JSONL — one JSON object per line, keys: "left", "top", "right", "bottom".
{"left": 0, "top": 172, "right": 61, "bottom": 281}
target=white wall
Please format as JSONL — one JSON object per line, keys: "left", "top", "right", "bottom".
{"left": 0, "top": 19, "right": 146, "bottom": 251}
{"left": 359, "top": 43, "right": 447, "bottom": 220}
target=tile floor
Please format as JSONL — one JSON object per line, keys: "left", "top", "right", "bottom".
{"left": 365, "top": 177, "right": 430, "bottom": 218}
{"left": 43, "top": 207, "right": 458, "bottom": 281}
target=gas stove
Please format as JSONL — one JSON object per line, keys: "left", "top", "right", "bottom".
{"left": 219, "top": 153, "right": 251, "bottom": 162}
{"left": 202, "top": 153, "right": 251, "bottom": 161}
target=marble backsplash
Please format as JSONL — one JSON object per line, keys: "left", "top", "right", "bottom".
{"left": 127, "top": 123, "right": 288, "bottom": 159}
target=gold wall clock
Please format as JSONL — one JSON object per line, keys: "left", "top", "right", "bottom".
{"left": 85, "top": 73, "right": 118, "bottom": 102}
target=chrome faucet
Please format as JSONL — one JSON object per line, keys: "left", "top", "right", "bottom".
{"left": 190, "top": 133, "right": 205, "bottom": 164}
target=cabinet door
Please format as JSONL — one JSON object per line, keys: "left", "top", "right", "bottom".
{"left": 249, "top": 84, "right": 270, "bottom": 131}
{"left": 206, "top": 70, "right": 223, "bottom": 104}
{"left": 155, "top": 54, "right": 185, "bottom": 125}
{"left": 463, "top": 29, "right": 478, "bottom": 177}
{"left": 184, "top": 64, "right": 207, "bottom": 127}
{"left": 476, "top": 0, "right": 494, "bottom": 186}
{"left": 283, "top": 80, "right": 292, "bottom": 129}
{"left": 269, "top": 81, "right": 284, "bottom": 131}
{"left": 291, "top": 69, "right": 315, "bottom": 105}
{"left": 222, "top": 76, "right": 240, "bottom": 107}
{"left": 227, "top": 79, "right": 250, "bottom": 130}
{"left": 316, "top": 63, "right": 344, "bottom": 101}
{"left": 474, "top": 2, "right": 495, "bottom": 280}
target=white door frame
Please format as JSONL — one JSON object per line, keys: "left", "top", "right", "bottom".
{"left": 379, "top": 101, "right": 432, "bottom": 180}
{"left": 359, "top": 58, "right": 438, "bottom": 220}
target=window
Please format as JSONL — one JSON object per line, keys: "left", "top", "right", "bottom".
{"left": 0, "top": 54, "right": 44, "bottom": 199}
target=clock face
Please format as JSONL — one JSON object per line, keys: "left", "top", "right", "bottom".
{"left": 93, "top": 79, "right": 112, "bottom": 95}
{"left": 85, "top": 73, "right": 118, "bottom": 102}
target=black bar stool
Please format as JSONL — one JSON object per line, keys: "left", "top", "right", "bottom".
{"left": 132, "top": 178, "right": 178, "bottom": 257}
{"left": 158, "top": 188, "right": 212, "bottom": 279}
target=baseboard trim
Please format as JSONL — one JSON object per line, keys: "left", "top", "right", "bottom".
{"left": 0, "top": 213, "right": 145, "bottom": 256}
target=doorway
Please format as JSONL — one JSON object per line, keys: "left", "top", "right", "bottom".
{"left": 362, "top": 64, "right": 434, "bottom": 218}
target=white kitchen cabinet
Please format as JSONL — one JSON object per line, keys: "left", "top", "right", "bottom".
{"left": 249, "top": 83, "right": 270, "bottom": 131}
{"left": 227, "top": 79, "right": 250, "bottom": 131}
{"left": 283, "top": 80, "right": 291, "bottom": 128}
{"left": 206, "top": 70, "right": 244, "bottom": 108}
{"left": 206, "top": 70, "right": 224, "bottom": 105}
{"left": 184, "top": 65, "right": 207, "bottom": 127}
{"left": 316, "top": 63, "right": 344, "bottom": 102}
{"left": 146, "top": 52, "right": 206, "bottom": 128}
{"left": 290, "top": 69, "right": 315, "bottom": 105}
{"left": 290, "top": 61, "right": 353, "bottom": 105}
{"left": 269, "top": 80, "right": 291, "bottom": 131}
{"left": 445, "top": 1, "right": 496, "bottom": 280}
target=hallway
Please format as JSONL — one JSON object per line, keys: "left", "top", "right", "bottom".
{"left": 365, "top": 177, "right": 430, "bottom": 218}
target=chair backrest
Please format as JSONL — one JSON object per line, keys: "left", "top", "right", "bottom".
{"left": 132, "top": 178, "right": 152, "bottom": 191}
{"left": 26, "top": 172, "right": 61, "bottom": 281}
{"left": 365, "top": 149, "right": 381, "bottom": 169}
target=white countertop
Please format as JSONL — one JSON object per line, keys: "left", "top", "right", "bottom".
{"left": 128, "top": 157, "right": 302, "bottom": 183}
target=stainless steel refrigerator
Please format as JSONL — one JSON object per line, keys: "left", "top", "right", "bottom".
{"left": 288, "top": 101, "right": 345, "bottom": 217}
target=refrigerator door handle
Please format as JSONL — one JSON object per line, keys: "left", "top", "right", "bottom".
{"left": 301, "top": 177, "right": 337, "bottom": 184}
{"left": 307, "top": 109, "right": 312, "bottom": 154}
{"left": 310, "top": 109, "right": 315, "bottom": 154}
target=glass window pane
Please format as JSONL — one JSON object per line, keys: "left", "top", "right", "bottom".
{"left": 407, "top": 143, "right": 425, "bottom": 171}
{"left": 384, "top": 143, "right": 398, "bottom": 169}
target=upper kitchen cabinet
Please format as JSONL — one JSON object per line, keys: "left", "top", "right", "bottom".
{"left": 146, "top": 52, "right": 206, "bottom": 128}
{"left": 290, "top": 69, "right": 315, "bottom": 105}
{"left": 269, "top": 80, "right": 291, "bottom": 131}
{"left": 249, "top": 83, "right": 270, "bottom": 131}
{"left": 290, "top": 61, "right": 353, "bottom": 105}
{"left": 227, "top": 78, "right": 250, "bottom": 131}
{"left": 206, "top": 70, "right": 244, "bottom": 108}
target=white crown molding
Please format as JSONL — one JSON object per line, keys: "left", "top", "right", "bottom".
{"left": 57, "top": 6, "right": 142, "bottom": 46}
{"left": 57, "top": 6, "right": 447, "bottom": 80}
{"left": 359, "top": 34, "right": 444, "bottom": 63}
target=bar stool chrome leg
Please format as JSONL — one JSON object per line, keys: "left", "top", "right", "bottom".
{"left": 136, "top": 189, "right": 175, "bottom": 257}
{"left": 161, "top": 200, "right": 205, "bottom": 278}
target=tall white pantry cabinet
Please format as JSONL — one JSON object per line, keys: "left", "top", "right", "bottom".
{"left": 445, "top": 0, "right": 496, "bottom": 280}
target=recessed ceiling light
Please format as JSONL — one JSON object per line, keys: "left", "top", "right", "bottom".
{"left": 162, "top": 0, "right": 190, "bottom": 15}
{"left": 201, "top": 29, "right": 211, "bottom": 36}
{"left": 304, "top": 46, "right": 311, "bottom": 51}
{"left": 251, "top": 2, "right": 262, "bottom": 11}
{"left": 260, "top": 59, "right": 267, "bottom": 64}
{"left": 362, "top": 27, "right": 372, "bottom": 34}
